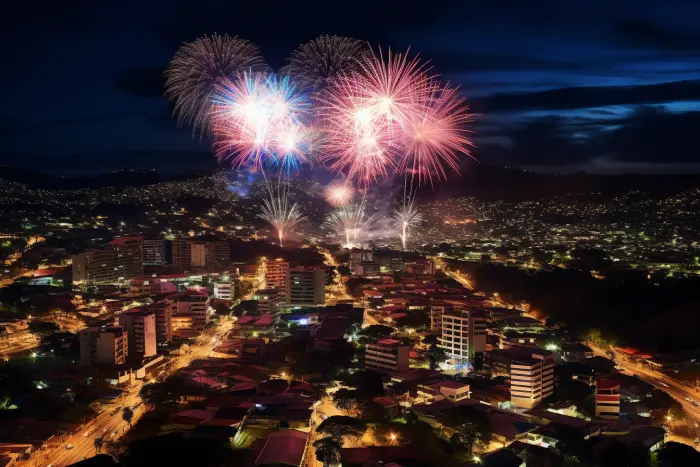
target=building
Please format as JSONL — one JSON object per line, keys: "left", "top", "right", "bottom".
{"left": 145, "top": 301, "right": 172, "bottom": 345}
{"left": 595, "top": 379, "right": 621, "bottom": 420}
{"left": 561, "top": 342, "right": 593, "bottom": 363}
{"left": 365, "top": 338, "right": 410, "bottom": 373}
{"left": 417, "top": 380, "right": 471, "bottom": 403}
{"left": 172, "top": 238, "right": 230, "bottom": 271}
{"left": 486, "top": 348, "right": 554, "bottom": 409}
{"left": 289, "top": 267, "right": 325, "bottom": 306}
{"left": 214, "top": 281, "right": 234, "bottom": 300}
{"left": 72, "top": 237, "right": 143, "bottom": 285}
{"left": 118, "top": 308, "right": 157, "bottom": 361}
{"left": 165, "top": 291, "right": 210, "bottom": 338}
{"left": 252, "top": 288, "right": 284, "bottom": 314}
{"left": 265, "top": 259, "right": 290, "bottom": 303}
{"left": 234, "top": 314, "right": 276, "bottom": 338}
{"left": 438, "top": 306, "right": 487, "bottom": 367}
{"left": 142, "top": 238, "right": 166, "bottom": 266}
{"left": 79, "top": 327, "right": 128, "bottom": 366}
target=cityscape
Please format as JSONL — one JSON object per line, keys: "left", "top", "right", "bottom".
{"left": 2, "top": 2, "right": 700, "bottom": 467}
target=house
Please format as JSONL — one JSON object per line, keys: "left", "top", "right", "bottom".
{"left": 254, "top": 429, "right": 309, "bottom": 467}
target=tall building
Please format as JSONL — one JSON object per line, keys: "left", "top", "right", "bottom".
{"left": 118, "top": 308, "right": 157, "bottom": 361}
{"left": 595, "top": 379, "right": 621, "bottom": 419}
{"left": 72, "top": 237, "right": 143, "bottom": 285}
{"left": 165, "top": 291, "right": 210, "bottom": 338}
{"left": 253, "top": 288, "right": 284, "bottom": 314}
{"left": 485, "top": 348, "right": 554, "bottom": 408}
{"left": 145, "top": 302, "right": 172, "bottom": 345}
{"left": 438, "top": 306, "right": 487, "bottom": 367}
{"left": 289, "top": 267, "right": 325, "bottom": 306}
{"left": 172, "top": 238, "right": 230, "bottom": 271}
{"left": 142, "top": 238, "right": 166, "bottom": 266}
{"left": 365, "top": 338, "right": 410, "bottom": 373}
{"left": 265, "top": 259, "right": 290, "bottom": 303}
{"left": 79, "top": 327, "right": 128, "bottom": 366}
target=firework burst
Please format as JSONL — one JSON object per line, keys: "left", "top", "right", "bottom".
{"left": 212, "top": 72, "right": 313, "bottom": 170}
{"left": 324, "top": 180, "right": 355, "bottom": 207}
{"left": 394, "top": 197, "right": 424, "bottom": 250}
{"left": 324, "top": 202, "right": 374, "bottom": 248}
{"left": 164, "top": 34, "right": 266, "bottom": 137}
{"left": 282, "top": 35, "right": 370, "bottom": 91}
{"left": 258, "top": 185, "right": 305, "bottom": 246}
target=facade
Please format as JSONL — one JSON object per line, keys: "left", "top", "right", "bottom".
{"left": 510, "top": 351, "right": 555, "bottom": 409}
{"left": 72, "top": 237, "right": 143, "bottom": 285}
{"left": 172, "top": 238, "right": 230, "bottom": 270}
{"left": 265, "top": 259, "right": 290, "bottom": 303}
{"left": 595, "top": 379, "right": 621, "bottom": 419}
{"left": 253, "top": 288, "right": 284, "bottom": 314}
{"left": 365, "top": 338, "right": 410, "bottom": 373}
{"left": 289, "top": 267, "right": 325, "bottom": 306}
{"left": 118, "top": 308, "right": 157, "bottom": 360}
{"left": 145, "top": 301, "right": 172, "bottom": 345}
{"left": 172, "top": 238, "right": 192, "bottom": 270}
{"left": 165, "top": 291, "right": 210, "bottom": 338}
{"left": 142, "top": 238, "right": 166, "bottom": 266}
{"left": 79, "top": 327, "right": 128, "bottom": 366}
{"left": 438, "top": 306, "right": 487, "bottom": 367}
{"left": 417, "top": 380, "right": 471, "bottom": 403}
{"left": 214, "top": 281, "right": 234, "bottom": 300}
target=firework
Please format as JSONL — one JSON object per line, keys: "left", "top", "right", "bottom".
{"left": 258, "top": 185, "right": 305, "bottom": 246}
{"left": 212, "top": 72, "right": 313, "bottom": 170}
{"left": 324, "top": 203, "right": 374, "bottom": 248}
{"left": 165, "top": 34, "right": 266, "bottom": 137}
{"left": 394, "top": 197, "right": 424, "bottom": 250}
{"left": 324, "top": 180, "right": 355, "bottom": 207}
{"left": 399, "top": 83, "right": 474, "bottom": 184}
{"left": 282, "top": 35, "right": 370, "bottom": 91}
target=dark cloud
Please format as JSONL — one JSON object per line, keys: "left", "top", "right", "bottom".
{"left": 614, "top": 19, "right": 700, "bottom": 51}
{"left": 427, "top": 51, "right": 586, "bottom": 73}
{"left": 114, "top": 67, "right": 166, "bottom": 98}
{"left": 478, "top": 79, "right": 700, "bottom": 113}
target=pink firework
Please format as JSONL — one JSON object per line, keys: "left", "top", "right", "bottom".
{"left": 399, "top": 83, "right": 475, "bottom": 184}
{"left": 324, "top": 180, "right": 355, "bottom": 207}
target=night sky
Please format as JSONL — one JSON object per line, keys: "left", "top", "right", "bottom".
{"left": 2, "top": 0, "right": 700, "bottom": 175}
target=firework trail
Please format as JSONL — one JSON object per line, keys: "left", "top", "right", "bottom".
{"left": 394, "top": 196, "right": 424, "bottom": 250}
{"left": 165, "top": 34, "right": 266, "bottom": 137}
{"left": 324, "top": 180, "right": 355, "bottom": 207}
{"left": 282, "top": 35, "right": 370, "bottom": 91}
{"left": 212, "top": 72, "right": 313, "bottom": 170}
{"left": 258, "top": 183, "right": 305, "bottom": 246}
{"left": 324, "top": 201, "right": 374, "bottom": 248}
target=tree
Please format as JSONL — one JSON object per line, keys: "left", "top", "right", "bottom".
{"left": 122, "top": 406, "right": 134, "bottom": 427}
{"left": 657, "top": 441, "right": 700, "bottom": 467}
{"left": 427, "top": 343, "right": 448, "bottom": 370}
{"left": 442, "top": 406, "right": 491, "bottom": 454}
{"left": 28, "top": 321, "right": 60, "bottom": 336}
{"left": 212, "top": 302, "right": 230, "bottom": 316}
{"left": 356, "top": 325, "right": 394, "bottom": 344}
{"left": 344, "top": 369, "right": 385, "bottom": 398}
{"left": 94, "top": 436, "right": 104, "bottom": 453}
{"left": 317, "top": 416, "right": 367, "bottom": 444}
{"left": 314, "top": 437, "right": 341, "bottom": 467}
{"left": 647, "top": 389, "right": 684, "bottom": 420}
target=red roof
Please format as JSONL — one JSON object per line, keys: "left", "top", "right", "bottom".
{"left": 596, "top": 379, "right": 621, "bottom": 390}
{"left": 108, "top": 236, "right": 142, "bottom": 245}
{"left": 255, "top": 430, "right": 308, "bottom": 466}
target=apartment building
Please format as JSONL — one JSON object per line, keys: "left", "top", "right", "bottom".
{"left": 165, "top": 291, "right": 210, "bottom": 338}
{"left": 172, "top": 238, "right": 230, "bottom": 271}
{"left": 214, "top": 281, "right": 234, "bottom": 300}
{"left": 438, "top": 307, "right": 487, "bottom": 367}
{"left": 365, "top": 338, "right": 410, "bottom": 373}
{"left": 595, "top": 379, "right": 621, "bottom": 420}
{"left": 265, "top": 259, "right": 290, "bottom": 303}
{"left": 142, "top": 238, "right": 167, "bottom": 266}
{"left": 79, "top": 327, "right": 128, "bottom": 366}
{"left": 118, "top": 308, "right": 157, "bottom": 361}
{"left": 144, "top": 301, "right": 172, "bottom": 345}
{"left": 253, "top": 288, "right": 285, "bottom": 314}
{"left": 485, "top": 347, "right": 555, "bottom": 409}
{"left": 289, "top": 267, "right": 325, "bottom": 306}
{"left": 72, "top": 237, "right": 143, "bottom": 285}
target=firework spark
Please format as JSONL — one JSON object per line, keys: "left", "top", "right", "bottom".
{"left": 394, "top": 197, "right": 424, "bottom": 250}
{"left": 324, "top": 203, "right": 374, "bottom": 249}
{"left": 324, "top": 180, "right": 355, "bottom": 207}
{"left": 258, "top": 185, "right": 305, "bottom": 246}
{"left": 282, "top": 35, "right": 370, "bottom": 91}
{"left": 164, "top": 34, "right": 266, "bottom": 137}
{"left": 212, "top": 72, "right": 313, "bottom": 170}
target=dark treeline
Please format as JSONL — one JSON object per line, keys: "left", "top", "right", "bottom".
{"left": 450, "top": 259, "right": 700, "bottom": 353}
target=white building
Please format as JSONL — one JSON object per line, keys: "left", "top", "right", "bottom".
{"left": 438, "top": 307, "right": 487, "bottom": 367}
{"left": 214, "top": 281, "right": 234, "bottom": 300}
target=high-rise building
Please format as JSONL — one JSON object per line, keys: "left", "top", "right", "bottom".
{"left": 289, "top": 267, "right": 325, "bottom": 306}
{"left": 438, "top": 306, "right": 487, "bottom": 367}
{"left": 72, "top": 237, "right": 143, "bottom": 285}
{"left": 265, "top": 259, "right": 290, "bottom": 303}
{"left": 172, "top": 238, "right": 230, "bottom": 271}
{"left": 253, "top": 288, "right": 285, "bottom": 314}
{"left": 365, "top": 338, "right": 410, "bottom": 373}
{"left": 79, "top": 327, "right": 128, "bottom": 366}
{"left": 145, "top": 302, "right": 172, "bottom": 345}
{"left": 165, "top": 291, "right": 210, "bottom": 338}
{"left": 595, "top": 379, "right": 621, "bottom": 420}
{"left": 142, "top": 238, "right": 166, "bottom": 266}
{"left": 485, "top": 348, "right": 554, "bottom": 408}
{"left": 214, "top": 281, "right": 234, "bottom": 300}
{"left": 118, "top": 308, "right": 157, "bottom": 361}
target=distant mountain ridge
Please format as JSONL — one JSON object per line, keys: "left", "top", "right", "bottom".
{"left": 1, "top": 164, "right": 699, "bottom": 200}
